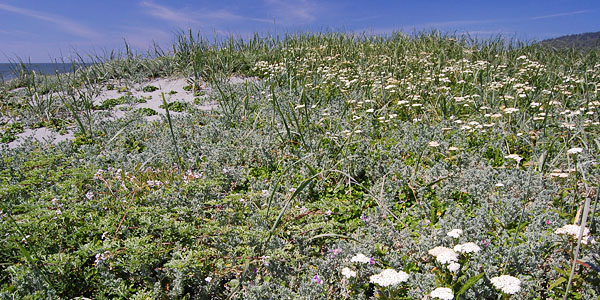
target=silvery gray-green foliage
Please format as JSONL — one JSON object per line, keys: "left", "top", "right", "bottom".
{"left": 2, "top": 32, "right": 600, "bottom": 299}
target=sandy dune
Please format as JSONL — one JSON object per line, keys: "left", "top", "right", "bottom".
{"left": 6, "top": 76, "right": 258, "bottom": 148}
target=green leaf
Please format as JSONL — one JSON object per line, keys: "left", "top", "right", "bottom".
{"left": 456, "top": 272, "right": 485, "bottom": 296}
{"left": 554, "top": 266, "right": 570, "bottom": 277}
{"left": 17, "top": 243, "right": 35, "bottom": 266}
{"left": 548, "top": 277, "right": 567, "bottom": 290}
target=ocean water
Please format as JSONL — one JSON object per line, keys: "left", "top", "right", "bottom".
{"left": 0, "top": 63, "right": 92, "bottom": 81}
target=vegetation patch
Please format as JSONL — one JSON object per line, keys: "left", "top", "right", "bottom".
{"left": 160, "top": 100, "right": 190, "bottom": 112}
{"left": 134, "top": 107, "right": 158, "bottom": 116}
{"left": 93, "top": 96, "right": 128, "bottom": 110}
{"left": 142, "top": 85, "right": 159, "bottom": 92}
{"left": 1, "top": 31, "right": 600, "bottom": 299}
{"left": 0, "top": 122, "right": 24, "bottom": 143}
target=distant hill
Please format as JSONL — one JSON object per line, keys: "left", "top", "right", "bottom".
{"left": 538, "top": 31, "right": 600, "bottom": 51}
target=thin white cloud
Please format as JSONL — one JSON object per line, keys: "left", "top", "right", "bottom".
{"left": 531, "top": 10, "right": 592, "bottom": 20}
{"left": 0, "top": 3, "right": 99, "bottom": 38}
{"left": 140, "top": 1, "right": 271, "bottom": 26}
{"left": 140, "top": 1, "right": 196, "bottom": 24}
{"left": 264, "top": 0, "right": 318, "bottom": 24}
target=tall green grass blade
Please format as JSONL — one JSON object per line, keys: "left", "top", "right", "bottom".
{"left": 265, "top": 172, "right": 321, "bottom": 245}
{"left": 161, "top": 92, "right": 183, "bottom": 166}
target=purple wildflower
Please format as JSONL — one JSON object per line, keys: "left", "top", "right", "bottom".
{"left": 329, "top": 247, "right": 342, "bottom": 258}
{"left": 312, "top": 275, "right": 322, "bottom": 284}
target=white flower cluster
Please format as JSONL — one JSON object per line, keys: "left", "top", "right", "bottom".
{"left": 350, "top": 253, "right": 371, "bottom": 264}
{"left": 490, "top": 275, "right": 521, "bottom": 294}
{"left": 453, "top": 242, "right": 481, "bottom": 254}
{"left": 447, "top": 262, "right": 460, "bottom": 272}
{"left": 428, "top": 246, "right": 459, "bottom": 264}
{"left": 428, "top": 141, "right": 440, "bottom": 147}
{"left": 430, "top": 287, "right": 454, "bottom": 300}
{"left": 446, "top": 229, "right": 462, "bottom": 238}
{"left": 368, "top": 269, "right": 409, "bottom": 287}
{"left": 429, "top": 230, "right": 482, "bottom": 273}
{"left": 555, "top": 224, "right": 596, "bottom": 244}
{"left": 567, "top": 147, "right": 583, "bottom": 155}
{"left": 146, "top": 180, "right": 163, "bottom": 187}
{"left": 504, "top": 154, "right": 522, "bottom": 162}
{"left": 183, "top": 169, "right": 203, "bottom": 183}
{"left": 341, "top": 267, "right": 356, "bottom": 279}
{"left": 94, "top": 251, "right": 110, "bottom": 265}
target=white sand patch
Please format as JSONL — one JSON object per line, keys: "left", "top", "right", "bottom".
{"left": 93, "top": 77, "right": 217, "bottom": 121}
{"left": 94, "top": 89, "right": 122, "bottom": 105}
{"left": 8, "top": 127, "right": 74, "bottom": 149}
{"left": 3, "top": 76, "right": 259, "bottom": 148}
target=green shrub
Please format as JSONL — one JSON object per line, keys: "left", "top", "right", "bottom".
{"left": 135, "top": 107, "right": 158, "bottom": 116}
{"left": 160, "top": 101, "right": 190, "bottom": 112}
{"left": 142, "top": 85, "right": 159, "bottom": 92}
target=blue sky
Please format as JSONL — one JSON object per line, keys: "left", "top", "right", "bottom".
{"left": 0, "top": 0, "right": 598, "bottom": 62}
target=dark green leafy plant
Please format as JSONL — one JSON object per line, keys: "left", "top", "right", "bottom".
{"left": 142, "top": 85, "right": 159, "bottom": 92}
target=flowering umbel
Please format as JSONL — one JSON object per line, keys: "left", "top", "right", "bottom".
{"left": 490, "top": 275, "right": 521, "bottom": 294}
{"left": 350, "top": 253, "right": 371, "bottom": 264}
{"left": 430, "top": 287, "right": 454, "bottom": 300}
{"left": 369, "top": 269, "right": 409, "bottom": 287}
{"left": 428, "top": 246, "right": 459, "bottom": 264}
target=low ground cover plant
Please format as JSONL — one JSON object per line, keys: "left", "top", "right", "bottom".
{"left": 0, "top": 31, "right": 599, "bottom": 299}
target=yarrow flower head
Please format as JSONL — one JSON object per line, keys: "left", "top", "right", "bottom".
{"left": 567, "top": 147, "right": 583, "bottom": 155}
{"left": 430, "top": 287, "right": 454, "bottom": 300}
{"left": 428, "top": 141, "right": 440, "bottom": 147}
{"left": 369, "top": 269, "right": 409, "bottom": 287}
{"left": 555, "top": 224, "right": 595, "bottom": 244}
{"left": 351, "top": 253, "right": 371, "bottom": 264}
{"left": 504, "top": 154, "right": 522, "bottom": 163}
{"left": 453, "top": 242, "right": 481, "bottom": 254}
{"left": 447, "top": 262, "right": 460, "bottom": 272}
{"left": 428, "top": 246, "right": 459, "bottom": 264}
{"left": 341, "top": 267, "right": 357, "bottom": 279}
{"left": 447, "top": 229, "right": 463, "bottom": 238}
{"left": 490, "top": 275, "right": 521, "bottom": 295}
